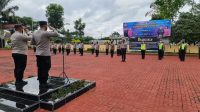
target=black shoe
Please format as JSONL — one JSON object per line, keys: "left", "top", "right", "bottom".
{"left": 39, "top": 83, "right": 53, "bottom": 88}
{"left": 15, "top": 80, "right": 28, "bottom": 85}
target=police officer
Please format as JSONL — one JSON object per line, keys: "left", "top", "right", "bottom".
{"left": 91, "top": 42, "right": 95, "bottom": 55}
{"left": 158, "top": 40, "right": 164, "bottom": 60}
{"left": 121, "top": 39, "right": 127, "bottom": 62}
{"left": 32, "top": 21, "right": 59, "bottom": 88}
{"left": 58, "top": 44, "right": 62, "bottom": 53}
{"left": 78, "top": 43, "right": 81, "bottom": 54}
{"left": 117, "top": 41, "right": 121, "bottom": 56}
{"left": 11, "top": 24, "right": 32, "bottom": 85}
{"left": 105, "top": 42, "right": 109, "bottom": 55}
{"left": 179, "top": 40, "right": 187, "bottom": 61}
{"left": 80, "top": 42, "right": 84, "bottom": 56}
{"left": 61, "top": 45, "right": 65, "bottom": 54}
{"left": 33, "top": 45, "right": 36, "bottom": 52}
{"left": 141, "top": 41, "right": 146, "bottom": 59}
{"left": 110, "top": 41, "right": 115, "bottom": 58}
{"left": 95, "top": 41, "right": 100, "bottom": 57}
{"left": 53, "top": 44, "right": 57, "bottom": 55}
{"left": 73, "top": 42, "right": 77, "bottom": 55}
{"left": 66, "top": 43, "right": 71, "bottom": 56}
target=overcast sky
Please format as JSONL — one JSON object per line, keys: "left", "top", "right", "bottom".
{"left": 8, "top": 0, "right": 198, "bottom": 38}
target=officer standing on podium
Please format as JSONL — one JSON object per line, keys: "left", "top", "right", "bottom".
{"left": 141, "top": 41, "right": 146, "bottom": 59}
{"left": 158, "top": 40, "right": 164, "bottom": 60}
{"left": 32, "top": 21, "right": 59, "bottom": 88}
{"left": 11, "top": 24, "right": 32, "bottom": 85}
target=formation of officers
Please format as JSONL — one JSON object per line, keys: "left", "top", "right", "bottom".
{"left": 49, "top": 39, "right": 187, "bottom": 62}
{"left": 140, "top": 40, "right": 187, "bottom": 61}
{"left": 10, "top": 21, "right": 188, "bottom": 87}
{"left": 49, "top": 39, "right": 128, "bottom": 62}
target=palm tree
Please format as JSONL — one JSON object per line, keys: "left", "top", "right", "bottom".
{"left": 0, "top": 0, "right": 19, "bottom": 24}
{"left": 0, "top": 0, "right": 18, "bottom": 48}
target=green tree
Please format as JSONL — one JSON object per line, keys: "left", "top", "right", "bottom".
{"left": 111, "top": 32, "right": 120, "bottom": 38}
{"left": 46, "top": 3, "right": 64, "bottom": 29}
{"left": 146, "top": 0, "right": 191, "bottom": 20}
{"left": 100, "top": 37, "right": 111, "bottom": 40}
{"left": 82, "top": 36, "right": 94, "bottom": 44}
{"left": 74, "top": 18, "right": 86, "bottom": 38}
{"left": 192, "top": 3, "right": 200, "bottom": 15}
{"left": 0, "top": 0, "right": 19, "bottom": 24}
{"left": 20, "top": 17, "right": 33, "bottom": 26}
{"left": 171, "top": 11, "right": 200, "bottom": 43}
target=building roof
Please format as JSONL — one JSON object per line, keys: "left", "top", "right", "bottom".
{"left": 2, "top": 24, "right": 17, "bottom": 30}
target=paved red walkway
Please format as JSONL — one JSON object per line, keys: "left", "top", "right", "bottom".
{"left": 0, "top": 50, "right": 200, "bottom": 112}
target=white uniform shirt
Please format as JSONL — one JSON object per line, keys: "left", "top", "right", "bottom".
{"left": 11, "top": 31, "right": 32, "bottom": 55}
{"left": 32, "top": 29, "right": 59, "bottom": 56}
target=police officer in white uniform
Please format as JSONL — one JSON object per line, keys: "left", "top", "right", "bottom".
{"left": 11, "top": 24, "right": 32, "bottom": 85}
{"left": 66, "top": 43, "right": 71, "bottom": 56}
{"left": 80, "top": 42, "right": 84, "bottom": 56}
{"left": 32, "top": 21, "right": 59, "bottom": 88}
{"left": 105, "top": 42, "right": 109, "bottom": 55}
{"left": 121, "top": 39, "right": 127, "bottom": 62}
{"left": 91, "top": 42, "right": 95, "bottom": 55}
{"left": 110, "top": 41, "right": 115, "bottom": 58}
{"left": 95, "top": 41, "right": 100, "bottom": 57}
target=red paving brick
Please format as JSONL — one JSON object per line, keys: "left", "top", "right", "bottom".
{"left": 0, "top": 50, "right": 200, "bottom": 112}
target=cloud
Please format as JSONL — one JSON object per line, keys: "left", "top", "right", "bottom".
{"left": 8, "top": 0, "right": 195, "bottom": 38}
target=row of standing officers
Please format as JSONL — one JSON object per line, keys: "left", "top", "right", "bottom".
{"left": 49, "top": 40, "right": 187, "bottom": 62}
{"left": 140, "top": 40, "right": 187, "bottom": 61}
{"left": 48, "top": 40, "right": 128, "bottom": 62}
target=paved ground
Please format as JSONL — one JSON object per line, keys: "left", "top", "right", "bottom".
{"left": 0, "top": 50, "right": 200, "bottom": 112}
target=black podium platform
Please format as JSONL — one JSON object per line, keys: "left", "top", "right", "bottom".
{"left": 0, "top": 76, "right": 96, "bottom": 112}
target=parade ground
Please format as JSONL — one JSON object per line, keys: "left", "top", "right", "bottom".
{"left": 0, "top": 50, "right": 200, "bottom": 112}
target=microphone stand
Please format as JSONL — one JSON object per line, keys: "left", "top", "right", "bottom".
{"left": 58, "top": 34, "right": 70, "bottom": 84}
